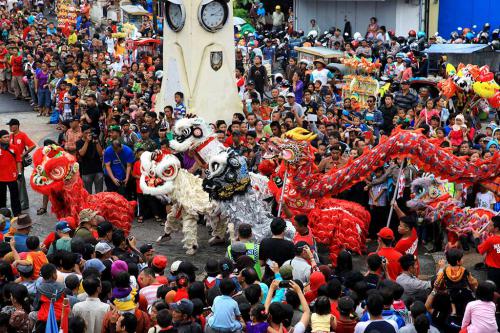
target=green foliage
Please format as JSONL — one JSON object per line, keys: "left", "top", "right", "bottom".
{"left": 233, "top": 0, "right": 250, "bottom": 21}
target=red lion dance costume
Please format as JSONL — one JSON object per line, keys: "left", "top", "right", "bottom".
{"left": 261, "top": 127, "right": 499, "bottom": 263}
{"left": 30, "top": 145, "right": 136, "bottom": 233}
{"left": 261, "top": 128, "right": 370, "bottom": 263}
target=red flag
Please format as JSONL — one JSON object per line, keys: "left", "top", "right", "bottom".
{"left": 59, "top": 298, "right": 69, "bottom": 333}
{"left": 396, "top": 173, "right": 406, "bottom": 199}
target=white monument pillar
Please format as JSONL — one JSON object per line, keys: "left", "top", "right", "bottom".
{"left": 156, "top": 0, "right": 242, "bottom": 123}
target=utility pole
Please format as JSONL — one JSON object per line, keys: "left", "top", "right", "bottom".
{"left": 153, "top": 0, "right": 158, "bottom": 32}
{"left": 115, "top": 0, "right": 121, "bottom": 22}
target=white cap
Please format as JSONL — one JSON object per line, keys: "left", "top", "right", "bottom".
{"left": 286, "top": 92, "right": 295, "bottom": 98}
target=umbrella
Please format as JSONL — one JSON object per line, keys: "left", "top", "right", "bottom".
{"left": 233, "top": 17, "right": 247, "bottom": 26}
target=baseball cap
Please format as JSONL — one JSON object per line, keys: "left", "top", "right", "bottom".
{"left": 140, "top": 126, "right": 150, "bottom": 133}
{"left": 95, "top": 242, "right": 112, "bottom": 255}
{"left": 79, "top": 73, "right": 89, "bottom": 79}
{"left": 279, "top": 264, "right": 293, "bottom": 280}
{"left": 286, "top": 92, "right": 295, "bottom": 98}
{"left": 377, "top": 227, "right": 395, "bottom": 240}
{"left": 219, "top": 258, "right": 235, "bottom": 274}
{"left": 246, "top": 80, "right": 255, "bottom": 86}
{"left": 84, "top": 258, "right": 106, "bottom": 273}
{"left": 55, "top": 221, "right": 72, "bottom": 233}
{"left": 109, "top": 125, "right": 121, "bottom": 132}
{"left": 79, "top": 209, "right": 97, "bottom": 223}
{"left": 170, "top": 260, "right": 198, "bottom": 277}
{"left": 139, "top": 243, "right": 154, "bottom": 254}
{"left": 152, "top": 255, "right": 168, "bottom": 270}
{"left": 17, "top": 263, "right": 34, "bottom": 275}
{"left": 6, "top": 118, "right": 20, "bottom": 126}
{"left": 170, "top": 299, "right": 194, "bottom": 316}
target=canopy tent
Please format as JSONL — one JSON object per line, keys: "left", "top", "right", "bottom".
{"left": 423, "top": 44, "right": 499, "bottom": 73}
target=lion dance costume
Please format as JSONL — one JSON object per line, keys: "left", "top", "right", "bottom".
{"left": 30, "top": 145, "right": 136, "bottom": 233}
{"left": 407, "top": 174, "right": 498, "bottom": 246}
{"left": 139, "top": 151, "right": 218, "bottom": 255}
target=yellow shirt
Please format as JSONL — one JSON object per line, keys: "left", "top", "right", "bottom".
{"left": 311, "top": 313, "right": 332, "bottom": 333}
{"left": 113, "top": 288, "right": 137, "bottom": 312}
{"left": 68, "top": 33, "right": 78, "bottom": 45}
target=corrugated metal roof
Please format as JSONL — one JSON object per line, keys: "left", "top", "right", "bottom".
{"left": 423, "top": 44, "right": 492, "bottom": 54}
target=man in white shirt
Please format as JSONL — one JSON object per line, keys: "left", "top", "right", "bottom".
{"left": 72, "top": 277, "right": 110, "bottom": 332}
{"left": 272, "top": 6, "right": 284, "bottom": 32}
{"left": 283, "top": 241, "right": 312, "bottom": 284}
{"left": 284, "top": 92, "right": 304, "bottom": 117}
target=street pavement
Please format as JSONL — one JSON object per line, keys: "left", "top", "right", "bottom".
{"left": 0, "top": 94, "right": 486, "bottom": 280}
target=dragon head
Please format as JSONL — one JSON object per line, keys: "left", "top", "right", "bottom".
{"left": 170, "top": 117, "right": 213, "bottom": 152}
{"left": 262, "top": 128, "right": 317, "bottom": 166}
{"left": 140, "top": 151, "right": 181, "bottom": 196}
{"left": 30, "top": 145, "right": 80, "bottom": 195}
{"left": 406, "top": 174, "right": 448, "bottom": 210}
{"left": 202, "top": 149, "right": 251, "bottom": 200}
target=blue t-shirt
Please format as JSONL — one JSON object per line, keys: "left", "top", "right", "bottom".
{"left": 103, "top": 145, "right": 135, "bottom": 180}
{"left": 14, "top": 234, "right": 29, "bottom": 253}
{"left": 208, "top": 295, "right": 242, "bottom": 331}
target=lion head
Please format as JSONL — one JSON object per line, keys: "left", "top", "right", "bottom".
{"left": 140, "top": 151, "right": 181, "bottom": 197}
{"left": 30, "top": 145, "right": 80, "bottom": 195}
{"left": 202, "top": 149, "right": 251, "bottom": 200}
{"left": 406, "top": 174, "right": 448, "bottom": 210}
{"left": 170, "top": 117, "right": 213, "bottom": 152}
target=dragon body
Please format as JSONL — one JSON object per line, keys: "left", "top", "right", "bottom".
{"left": 262, "top": 129, "right": 371, "bottom": 263}
{"left": 290, "top": 128, "right": 499, "bottom": 199}
{"left": 407, "top": 175, "right": 497, "bottom": 240}
{"left": 30, "top": 145, "right": 136, "bottom": 233}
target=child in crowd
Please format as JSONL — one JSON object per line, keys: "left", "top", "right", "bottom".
{"left": 112, "top": 271, "right": 138, "bottom": 313}
{"left": 434, "top": 248, "right": 478, "bottom": 318}
{"left": 311, "top": 296, "right": 336, "bottom": 332}
{"left": 366, "top": 168, "right": 388, "bottom": 238}
{"left": 207, "top": 278, "right": 243, "bottom": 333}
{"left": 174, "top": 91, "right": 186, "bottom": 120}
{"left": 246, "top": 304, "right": 268, "bottom": 333}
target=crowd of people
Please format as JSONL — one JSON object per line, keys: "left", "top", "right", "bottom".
{"left": 0, "top": 1, "right": 498, "bottom": 332}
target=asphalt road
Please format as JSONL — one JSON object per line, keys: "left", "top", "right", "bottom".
{"left": 0, "top": 94, "right": 486, "bottom": 280}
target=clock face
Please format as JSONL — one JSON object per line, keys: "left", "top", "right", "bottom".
{"left": 166, "top": 1, "right": 185, "bottom": 32}
{"left": 199, "top": 0, "right": 228, "bottom": 32}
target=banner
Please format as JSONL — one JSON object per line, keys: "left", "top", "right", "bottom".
{"left": 57, "top": 0, "right": 78, "bottom": 28}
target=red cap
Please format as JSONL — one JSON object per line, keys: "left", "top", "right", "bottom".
{"left": 152, "top": 255, "right": 168, "bottom": 270}
{"left": 377, "top": 227, "right": 394, "bottom": 240}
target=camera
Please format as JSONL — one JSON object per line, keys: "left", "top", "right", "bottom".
{"left": 279, "top": 280, "right": 291, "bottom": 288}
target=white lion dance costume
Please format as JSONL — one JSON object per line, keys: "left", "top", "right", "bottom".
{"left": 170, "top": 116, "right": 295, "bottom": 241}
{"left": 139, "top": 151, "right": 222, "bottom": 255}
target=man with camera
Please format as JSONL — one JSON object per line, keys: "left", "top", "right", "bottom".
{"left": 80, "top": 94, "right": 101, "bottom": 136}
{"left": 77, "top": 124, "right": 104, "bottom": 194}
{"left": 103, "top": 139, "right": 134, "bottom": 197}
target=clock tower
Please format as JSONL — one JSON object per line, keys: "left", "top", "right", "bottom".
{"left": 157, "top": 0, "right": 242, "bottom": 123}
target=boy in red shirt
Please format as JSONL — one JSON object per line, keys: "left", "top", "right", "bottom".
{"left": 373, "top": 227, "right": 402, "bottom": 281}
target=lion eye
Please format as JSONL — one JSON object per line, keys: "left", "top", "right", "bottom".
{"left": 162, "top": 166, "right": 176, "bottom": 178}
